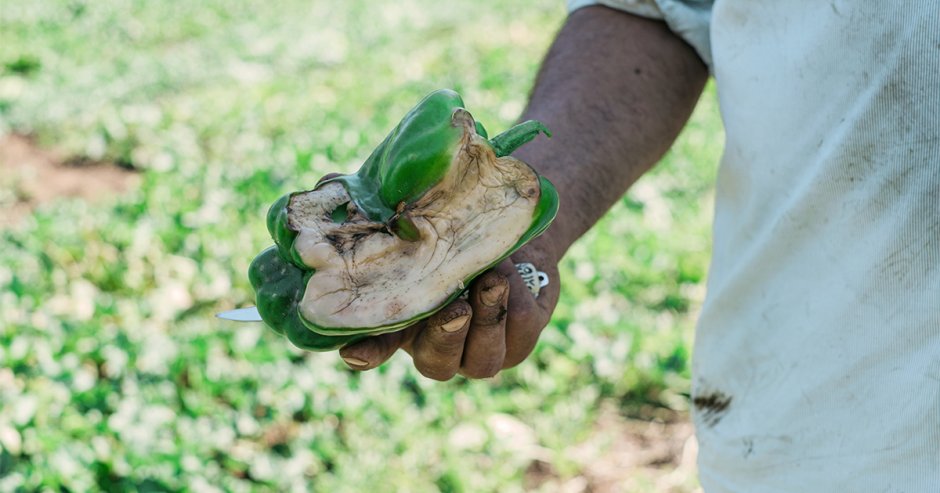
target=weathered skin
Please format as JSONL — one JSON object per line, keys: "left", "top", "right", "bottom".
{"left": 289, "top": 110, "right": 542, "bottom": 330}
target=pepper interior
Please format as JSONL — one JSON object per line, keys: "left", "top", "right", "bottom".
{"left": 287, "top": 111, "right": 541, "bottom": 330}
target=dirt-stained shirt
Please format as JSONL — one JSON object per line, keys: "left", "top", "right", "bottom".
{"left": 568, "top": 1, "right": 940, "bottom": 491}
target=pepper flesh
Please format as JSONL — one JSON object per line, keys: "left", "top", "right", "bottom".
{"left": 252, "top": 89, "right": 557, "bottom": 348}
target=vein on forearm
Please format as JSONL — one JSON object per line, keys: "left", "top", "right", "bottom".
{"left": 514, "top": 6, "right": 708, "bottom": 257}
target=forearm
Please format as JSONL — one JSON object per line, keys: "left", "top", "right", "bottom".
{"left": 515, "top": 6, "right": 708, "bottom": 259}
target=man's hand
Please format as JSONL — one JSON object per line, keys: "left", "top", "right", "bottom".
{"left": 311, "top": 172, "right": 560, "bottom": 380}
{"left": 330, "top": 5, "right": 707, "bottom": 379}
{"left": 337, "top": 239, "right": 560, "bottom": 380}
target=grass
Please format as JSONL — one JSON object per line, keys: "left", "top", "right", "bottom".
{"left": 0, "top": 1, "right": 723, "bottom": 491}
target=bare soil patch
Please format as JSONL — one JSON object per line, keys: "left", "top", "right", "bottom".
{"left": 0, "top": 134, "right": 139, "bottom": 227}
{"left": 526, "top": 404, "right": 699, "bottom": 492}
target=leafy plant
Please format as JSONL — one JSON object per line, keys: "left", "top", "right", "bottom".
{"left": 0, "top": 1, "right": 721, "bottom": 491}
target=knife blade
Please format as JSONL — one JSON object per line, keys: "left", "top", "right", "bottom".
{"left": 216, "top": 306, "right": 263, "bottom": 322}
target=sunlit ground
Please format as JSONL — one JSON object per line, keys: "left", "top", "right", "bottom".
{"left": 0, "top": 1, "right": 722, "bottom": 491}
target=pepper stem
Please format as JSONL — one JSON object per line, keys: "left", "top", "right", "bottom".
{"left": 390, "top": 214, "right": 421, "bottom": 242}
{"left": 489, "top": 120, "right": 551, "bottom": 157}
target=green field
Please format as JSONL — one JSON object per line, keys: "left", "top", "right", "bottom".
{"left": 0, "top": 1, "right": 722, "bottom": 491}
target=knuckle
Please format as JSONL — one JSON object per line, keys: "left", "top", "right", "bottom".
{"left": 512, "top": 305, "right": 536, "bottom": 322}
{"left": 508, "top": 301, "right": 548, "bottom": 329}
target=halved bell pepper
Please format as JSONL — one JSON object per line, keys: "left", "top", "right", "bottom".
{"left": 250, "top": 89, "right": 557, "bottom": 350}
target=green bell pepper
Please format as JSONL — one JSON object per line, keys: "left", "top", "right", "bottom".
{"left": 252, "top": 89, "right": 558, "bottom": 350}
{"left": 248, "top": 246, "right": 364, "bottom": 351}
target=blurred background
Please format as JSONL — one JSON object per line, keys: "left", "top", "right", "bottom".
{"left": 0, "top": 1, "right": 723, "bottom": 491}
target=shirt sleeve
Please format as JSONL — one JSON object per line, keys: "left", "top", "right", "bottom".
{"left": 566, "top": 0, "right": 714, "bottom": 69}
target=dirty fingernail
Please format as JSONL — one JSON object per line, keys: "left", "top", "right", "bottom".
{"left": 481, "top": 285, "right": 507, "bottom": 306}
{"left": 440, "top": 314, "right": 470, "bottom": 332}
{"left": 342, "top": 356, "right": 369, "bottom": 368}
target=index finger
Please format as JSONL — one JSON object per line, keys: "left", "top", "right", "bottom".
{"left": 408, "top": 299, "right": 473, "bottom": 381}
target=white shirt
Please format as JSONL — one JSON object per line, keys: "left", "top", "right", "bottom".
{"left": 569, "top": 1, "right": 940, "bottom": 491}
